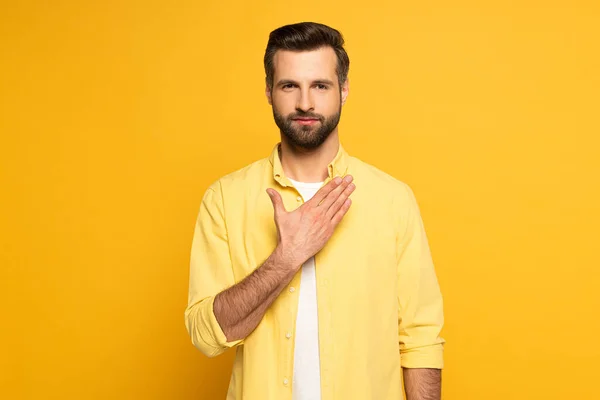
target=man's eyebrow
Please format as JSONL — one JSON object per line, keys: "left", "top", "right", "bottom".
{"left": 275, "top": 79, "right": 335, "bottom": 87}
{"left": 313, "top": 79, "right": 335, "bottom": 86}
{"left": 275, "top": 79, "right": 298, "bottom": 87}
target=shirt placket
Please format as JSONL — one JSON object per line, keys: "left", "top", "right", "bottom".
{"left": 276, "top": 180, "right": 304, "bottom": 398}
{"left": 317, "top": 174, "right": 335, "bottom": 400}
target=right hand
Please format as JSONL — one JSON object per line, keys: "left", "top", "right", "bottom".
{"left": 266, "top": 175, "right": 356, "bottom": 269}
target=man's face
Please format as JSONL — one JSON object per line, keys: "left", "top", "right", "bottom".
{"left": 266, "top": 46, "right": 349, "bottom": 150}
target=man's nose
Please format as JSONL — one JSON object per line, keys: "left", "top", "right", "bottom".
{"left": 296, "top": 88, "right": 314, "bottom": 112}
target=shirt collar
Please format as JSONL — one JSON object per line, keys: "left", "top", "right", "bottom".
{"left": 268, "top": 141, "right": 350, "bottom": 188}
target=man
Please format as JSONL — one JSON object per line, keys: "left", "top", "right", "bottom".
{"left": 185, "top": 22, "right": 445, "bottom": 400}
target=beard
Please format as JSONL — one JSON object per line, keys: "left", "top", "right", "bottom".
{"left": 272, "top": 104, "right": 342, "bottom": 150}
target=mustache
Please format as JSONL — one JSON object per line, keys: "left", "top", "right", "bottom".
{"left": 288, "top": 112, "right": 324, "bottom": 120}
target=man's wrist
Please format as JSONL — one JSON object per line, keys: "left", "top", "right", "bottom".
{"left": 272, "top": 244, "right": 302, "bottom": 274}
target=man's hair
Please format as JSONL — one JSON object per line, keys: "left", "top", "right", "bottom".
{"left": 264, "top": 22, "right": 350, "bottom": 89}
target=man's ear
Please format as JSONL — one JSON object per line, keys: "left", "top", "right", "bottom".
{"left": 266, "top": 84, "right": 273, "bottom": 105}
{"left": 341, "top": 78, "right": 350, "bottom": 105}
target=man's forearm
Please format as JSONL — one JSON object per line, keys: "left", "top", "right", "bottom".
{"left": 213, "top": 246, "right": 298, "bottom": 341}
{"left": 403, "top": 368, "right": 442, "bottom": 400}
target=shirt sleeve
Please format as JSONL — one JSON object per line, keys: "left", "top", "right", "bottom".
{"left": 396, "top": 183, "right": 445, "bottom": 369}
{"left": 184, "top": 181, "right": 244, "bottom": 358}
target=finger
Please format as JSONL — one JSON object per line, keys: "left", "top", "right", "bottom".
{"left": 330, "top": 197, "right": 352, "bottom": 226}
{"left": 320, "top": 175, "right": 353, "bottom": 211}
{"left": 267, "top": 189, "right": 286, "bottom": 216}
{"left": 307, "top": 176, "right": 345, "bottom": 207}
{"left": 325, "top": 181, "right": 355, "bottom": 219}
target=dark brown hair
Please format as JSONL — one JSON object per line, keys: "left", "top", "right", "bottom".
{"left": 264, "top": 22, "right": 350, "bottom": 88}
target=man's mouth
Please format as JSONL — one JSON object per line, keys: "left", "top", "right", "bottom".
{"left": 292, "top": 118, "right": 320, "bottom": 125}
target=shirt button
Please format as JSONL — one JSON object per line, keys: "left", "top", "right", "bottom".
{"left": 286, "top": 331, "right": 292, "bottom": 339}
{"left": 283, "top": 378, "right": 289, "bottom": 385}
{"left": 289, "top": 287, "right": 295, "bottom": 293}
{"left": 296, "top": 196, "right": 302, "bottom": 202}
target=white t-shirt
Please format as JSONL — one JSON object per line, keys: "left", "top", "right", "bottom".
{"left": 288, "top": 177, "right": 324, "bottom": 400}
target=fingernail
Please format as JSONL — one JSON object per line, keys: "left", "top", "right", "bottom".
{"left": 334, "top": 177, "right": 342, "bottom": 184}
{"left": 344, "top": 175, "right": 353, "bottom": 183}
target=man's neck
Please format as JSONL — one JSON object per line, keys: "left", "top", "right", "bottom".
{"left": 279, "top": 132, "right": 340, "bottom": 183}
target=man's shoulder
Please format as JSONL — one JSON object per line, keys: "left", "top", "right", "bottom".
{"left": 349, "top": 155, "right": 420, "bottom": 217}
{"left": 349, "top": 154, "right": 411, "bottom": 195}
{"left": 205, "top": 155, "right": 270, "bottom": 193}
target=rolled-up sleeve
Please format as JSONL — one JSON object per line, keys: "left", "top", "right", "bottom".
{"left": 396, "top": 183, "right": 445, "bottom": 369}
{"left": 184, "top": 181, "right": 244, "bottom": 358}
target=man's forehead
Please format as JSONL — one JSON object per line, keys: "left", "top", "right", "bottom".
{"left": 272, "top": 47, "right": 337, "bottom": 80}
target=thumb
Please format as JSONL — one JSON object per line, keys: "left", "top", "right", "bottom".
{"left": 266, "top": 189, "right": 286, "bottom": 215}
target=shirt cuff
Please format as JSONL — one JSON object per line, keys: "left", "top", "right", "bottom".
{"left": 200, "top": 295, "right": 245, "bottom": 350}
{"left": 400, "top": 343, "right": 444, "bottom": 369}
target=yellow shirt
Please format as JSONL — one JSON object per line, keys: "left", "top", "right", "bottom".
{"left": 184, "top": 142, "right": 445, "bottom": 400}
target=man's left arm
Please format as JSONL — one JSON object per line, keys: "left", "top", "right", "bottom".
{"left": 403, "top": 368, "right": 441, "bottom": 400}
{"left": 396, "top": 183, "right": 445, "bottom": 400}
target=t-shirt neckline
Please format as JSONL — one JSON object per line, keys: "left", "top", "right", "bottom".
{"left": 287, "top": 177, "right": 324, "bottom": 189}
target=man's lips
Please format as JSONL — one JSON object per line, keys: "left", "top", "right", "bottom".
{"left": 292, "top": 118, "right": 320, "bottom": 125}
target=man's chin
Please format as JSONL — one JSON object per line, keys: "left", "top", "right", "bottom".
{"left": 286, "top": 134, "right": 328, "bottom": 150}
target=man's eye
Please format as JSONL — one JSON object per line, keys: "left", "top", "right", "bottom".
{"left": 282, "top": 84, "right": 295, "bottom": 89}
{"left": 316, "top": 84, "right": 328, "bottom": 90}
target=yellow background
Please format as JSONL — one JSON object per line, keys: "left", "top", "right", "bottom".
{"left": 2, "top": 1, "right": 599, "bottom": 399}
